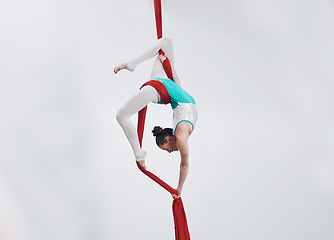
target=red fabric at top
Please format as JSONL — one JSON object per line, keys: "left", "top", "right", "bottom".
{"left": 154, "top": 0, "right": 163, "bottom": 39}
{"left": 154, "top": 0, "right": 173, "bottom": 81}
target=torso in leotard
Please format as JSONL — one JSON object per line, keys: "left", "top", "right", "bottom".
{"left": 154, "top": 77, "right": 196, "bottom": 109}
{"left": 153, "top": 77, "right": 198, "bottom": 134}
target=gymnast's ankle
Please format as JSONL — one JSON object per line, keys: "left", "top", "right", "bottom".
{"left": 137, "top": 160, "right": 146, "bottom": 169}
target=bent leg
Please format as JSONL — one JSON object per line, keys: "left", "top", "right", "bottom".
{"left": 114, "top": 37, "right": 179, "bottom": 83}
{"left": 159, "top": 37, "right": 175, "bottom": 63}
{"left": 150, "top": 38, "right": 181, "bottom": 84}
{"left": 127, "top": 37, "right": 175, "bottom": 70}
{"left": 116, "top": 86, "right": 161, "bottom": 161}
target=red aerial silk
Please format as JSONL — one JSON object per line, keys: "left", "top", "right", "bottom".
{"left": 134, "top": 2, "right": 191, "bottom": 239}
{"left": 136, "top": 162, "right": 191, "bottom": 240}
{"left": 153, "top": 0, "right": 163, "bottom": 39}
{"left": 153, "top": 0, "right": 174, "bottom": 81}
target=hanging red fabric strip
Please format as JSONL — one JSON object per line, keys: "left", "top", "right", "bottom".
{"left": 137, "top": 107, "right": 147, "bottom": 148}
{"left": 173, "top": 198, "right": 191, "bottom": 240}
{"left": 136, "top": 161, "right": 177, "bottom": 195}
{"left": 154, "top": 0, "right": 163, "bottom": 39}
{"left": 154, "top": 0, "right": 174, "bottom": 81}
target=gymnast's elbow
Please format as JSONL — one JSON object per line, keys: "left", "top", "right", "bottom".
{"left": 116, "top": 109, "right": 125, "bottom": 124}
{"left": 180, "top": 158, "right": 189, "bottom": 168}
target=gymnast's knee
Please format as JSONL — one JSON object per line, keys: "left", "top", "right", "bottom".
{"left": 161, "top": 37, "right": 173, "bottom": 48}
{"left": 116, "top": 109, "right": 127, "bottom": 125}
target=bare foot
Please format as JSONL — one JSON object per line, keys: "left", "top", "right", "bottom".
{"left": 138, "top": 160, "right": 147, "bottom": 169}
{"left": 114, "top": 63, "right": 128, "bottom": 74}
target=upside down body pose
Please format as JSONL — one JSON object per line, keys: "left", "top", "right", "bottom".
{"left": 114, "top": 37, "right": 198, "bottom": 198}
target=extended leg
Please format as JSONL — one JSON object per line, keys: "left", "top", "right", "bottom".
{"left": 116, "top": 86, "right": 161, "bottom": 163}
{"left": 114, "top": 37, "right": 175, "bottom": 75}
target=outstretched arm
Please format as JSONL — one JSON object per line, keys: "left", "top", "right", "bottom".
{"left": 176, "top": 137, "right": 189, "bottom": 196}
{"left": 173, "top": 122, "right": 192, "bottom": 198}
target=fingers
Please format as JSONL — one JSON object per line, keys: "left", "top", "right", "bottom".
{"left": 159, "top": 54, "right": 166, "bottom": 63}
{"left": 171, "top": 193, "right": 180, "bottom": 199}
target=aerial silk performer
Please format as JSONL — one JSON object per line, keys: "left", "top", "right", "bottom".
{"left": 114, "top": 1, "right": 197, "bottom": 240}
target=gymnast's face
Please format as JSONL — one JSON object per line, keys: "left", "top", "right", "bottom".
{"left": 159, "top": 136, "right": 178, "bottom": 153}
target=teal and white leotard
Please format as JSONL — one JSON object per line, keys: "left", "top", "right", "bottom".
{"left": 154, "top": 77, "right": 198, "bottom": 134}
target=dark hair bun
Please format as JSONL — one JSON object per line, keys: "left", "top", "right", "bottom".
{"left": 152, "top": 126, "right": 163, "bottom": 136}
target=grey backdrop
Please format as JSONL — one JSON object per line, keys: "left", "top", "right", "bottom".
{"left": 1, "top": 0, "right": 333, "bottom": 240}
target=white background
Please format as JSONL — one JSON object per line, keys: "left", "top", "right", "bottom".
{"left": 1, "top": 0, "right": 334, "bottom": 239}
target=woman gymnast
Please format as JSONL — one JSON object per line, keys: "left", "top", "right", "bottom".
{"left": 114, "top": 37, "right": 198, "bottom": 198}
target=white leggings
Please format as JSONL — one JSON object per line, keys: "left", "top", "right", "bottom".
{"left": 116, "top": 38, "right": 178, "bottom": 161}
{"left": 127, "top": 37, "right": 180, "bottom": 86}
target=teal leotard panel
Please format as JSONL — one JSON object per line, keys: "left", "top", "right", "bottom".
{"left": 153, "top": 77, "right": 196, "bottom": 109}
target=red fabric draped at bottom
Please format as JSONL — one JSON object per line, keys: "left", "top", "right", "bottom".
{"left": 136, "top": 80, "right": 191, "bottom": 240}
